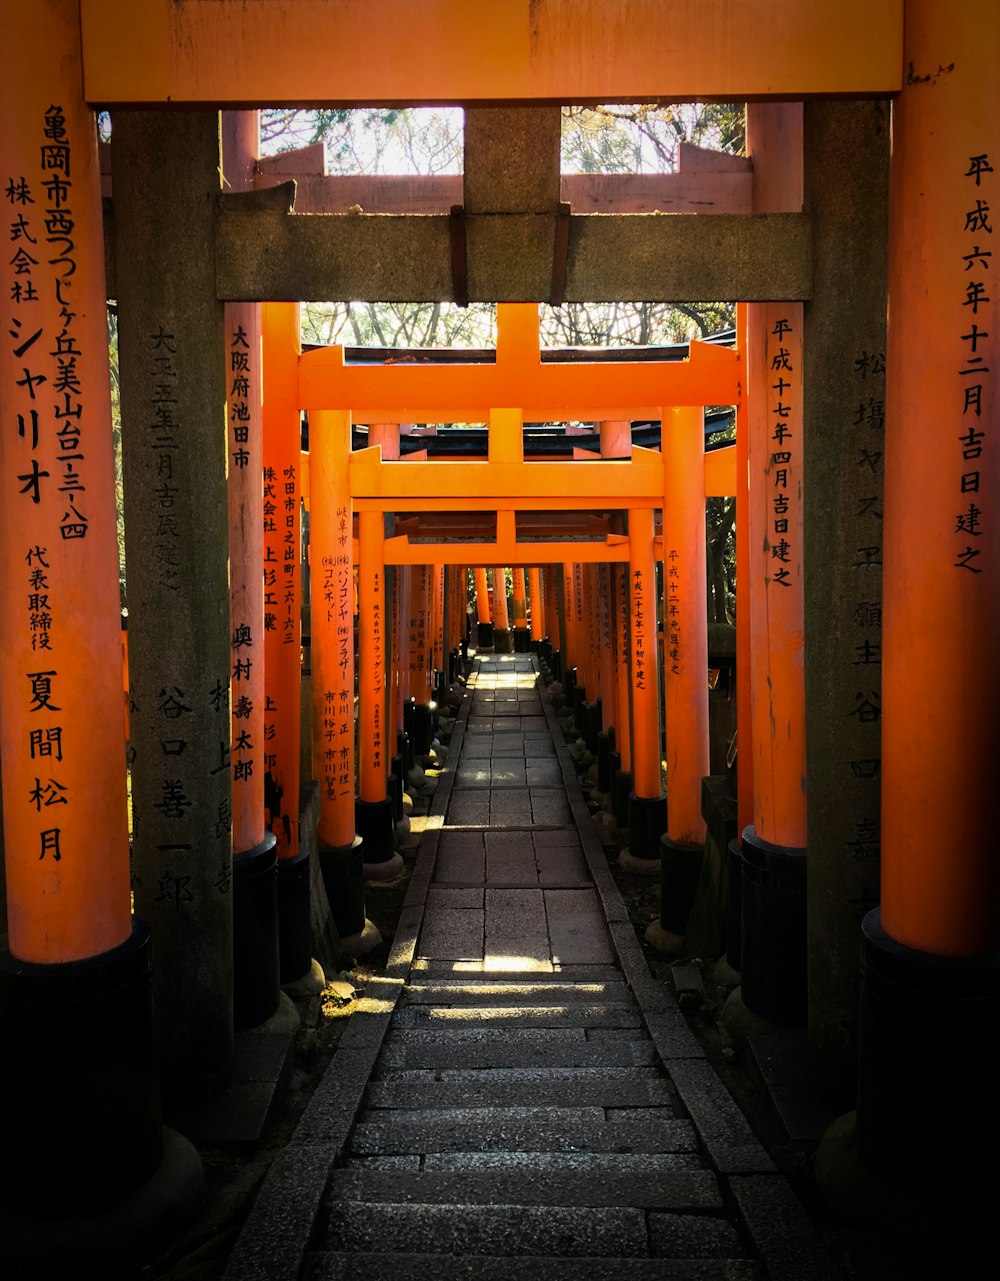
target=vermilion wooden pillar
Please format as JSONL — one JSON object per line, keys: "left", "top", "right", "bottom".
{"left": 492, "top": 568, "right": 512, "bottom": 652}
{"left": 357, "top": 509, "right": 400, "bottom": 877}
{"left": 655, "top": 406, "right": 710, "bottom": 944}
{"left": 309, "top": 409, "right": 369, "bottom": 946}
{"left": 847, "top": 0, "right": 1000, "bottom": 1205}
{"left": 0, "top": 1, "right": 163, "bottom": 1213}
{"left": 474, "top": 566, "right": 493, "bottom": 651}
{"left": 612, "top": 554, "right": 634, "bottom": 829}
{"left": 528, "top": 566, "right": 545, "bottom": 653}
{"left": 512, "top": 567, "right": 530, "bottom": 652}
{"left": 623, "top": 508, "right": 666, "bottom": 868}
{"left": 407, "top": 564, "right": 434, "bottom": 754}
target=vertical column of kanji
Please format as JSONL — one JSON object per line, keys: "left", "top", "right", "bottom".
{"left": 512, "top": 567, "right": 529, "bottom": 651}
{"left": 357, "top": 509, "right": 401, "bottom": 876}
{"left": 0, "top": 3, "right": 164, "bottom": 1213}
{"left": 543, "top": 563, "right": 561, "bottom": 676}
{"left": 309, "top": 409, "right": 371, "bottom": 951}
{"left": 432, "top": 563, "right": 446, "bottom": 706}
{"left": 571, "top": 561, "right": 588, "bottom": 728}
{"left": 799, "top": 100, "right": 888, "bottom": 1089}
{"left": 622, "top": 508, "right": 666, "bottom": 871}
{"left": 559, "top": 562, "right": 576, "bottom": 700}
{"left": 474, "top": 566, "right": 493, "bottom": 651}
{"left": 846, "top": 0, "right": 1000, "bottom": 1205}
{"left": 597, "top": 419, "right": 630, "bottom": 786}
{"left": 652, "top": 407, "right": 710, "bottom": 948}
{"left": 222, "top": 119, "right": 281, "bottom": 1025}
{"left": 368, "top": 424, "right": 405, "bottom": 802}
{"left": 492, "top": 567, "right": 511, "bottom": 653}
{"left": 113, "top": 109, "right": 232, "bottom": 1109}
{"left": 408, "top": 564, "right": 434, "bottom": 755}
{"left": 528, "top": 566, "right": 545, "bottom": 654}
{"left": 612, "top": 547, "right": 634, "bottom": 831}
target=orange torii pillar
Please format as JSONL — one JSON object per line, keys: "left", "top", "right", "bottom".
{"left": 0, "top": 4, "right": 164, "bottom": 1216}
{"left": 474, "top": 566, "right": 494, "bottom": 651}
{"left": 560, "top": 561, "right": 579, "bottom": 706}
{"left": 492, "top": 567, "right": 512, "bottom": 653}
{"left": 431, "top": 564, "right": 447, "bottom": 709}
{"left": 543, "top": 563, "right": 562, "bottom": 677}
{"left": 444, "top": 564, "right": 464, "bottom": 681}
{"left": 621, "top": 508, "right": 666, "bottom": 869}
{"left": 739, "top": 303, "right": 808, "bottom": 1024}
{"left": 595, "top": 563, "right": 616, "bottom": 794}
{"left": 612, "top": 549, "right": 634, "bottom": 830}
{"left": 569, "top": 562, "right": 589, "bottom": 729}
{"left": 369, "top": 423, "right": 407, "bottom": 816}
{"left": 581, "top": 564, "right": 604, "bottom": 748}
{"left": 843, "top": 0, "right": 1000, "bottom": 1204}
{"left": 528, "top": 566, "right": 545, "bottom": 656}
{"left": 357, "top": 509, "right": 403, "bottom": 879}
{"left": 653, "top": 407, "right": 710, "bottom": 948}
{"left": 308, "top": 410, "right": 373, "bottom": 953}
{"left": 224, "top": 124, "right": 285, "bottom": 1026}
{"left": 512, "top": 567, "right": 530, "bottom": 652}
{"left": 406, "top": 564, "right": 435, "bottom": 756}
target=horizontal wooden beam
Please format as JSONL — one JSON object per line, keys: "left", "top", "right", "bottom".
{"left": 81, "top": 0, "right": 903, "bottom": 104}
{"left": 384, "top": 534, "right": 630, "bottom": 566}
{"left": 217, "top": 201, "right": 810, "bottom": 304}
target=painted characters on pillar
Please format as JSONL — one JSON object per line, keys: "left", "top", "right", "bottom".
{"left": 319, "top": 501, "right": 353, "bottom": 809}
{"left": 767, "top": 316, "right": 799, "bottom": 591}
{"left": 955, "top": 151, "right": 993, "bottom": 574}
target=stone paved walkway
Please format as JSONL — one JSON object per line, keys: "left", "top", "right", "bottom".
{"left": 225, "top": 655, "right": 845, "bottom": 1281}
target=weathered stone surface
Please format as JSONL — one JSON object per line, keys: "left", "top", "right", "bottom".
{"left": 377, "top": 1038, "right": 657, "bottom": 1070}
{"left": 349, "top": 1117, "right": 698, "bottom": 1155}
{"left": 422, "top": 1151, "right": 700, "bottom": 1174}
{"left": 327, "top": 1201, "right": 649, "bottom": 1256}
{"left": 365, "top": 1072, "right": 673, "bottom": 1110}
{"left": 648, "top": 1212, "right": 750, "bottom": 1259}
{"left": 392, "top": 1004, "right": 642, "bottom": 1030}
{"left": 401, "top": 982, "right": 631, "bottom": 1006}
{"left": 309, "top": 1255, "right": 763, "bottom": 1281}
{"left": 329, "top": 1166, "right": 722, "bottom": 1209}
{"left": 727, "top": 1175, "right": 844, "bottom": 1280}
{"left": 666, "top": 1062, "right": 776, "bottom": 1174}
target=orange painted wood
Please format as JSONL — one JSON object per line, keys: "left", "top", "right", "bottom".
{"left": 309, "top": 410, "right": 357, "bottom": 848}
{"left": 734, "top": 305, "right": 754, "bottom": 838}
{"left": 474, "top": 568, "right": 491, "bottom": 626}
{"left": 493, "top": 569, "right": 510, "bottom": 631}
{"left": 81, "top": 1, "right": 903, "bottom": 105}
{"left": 262, "top": 302, "right": 303, "bottom": 859}
{"left": 528, "top": 568, "right": 544, "bottom": 641}
{"left": 1, "top": 1, "right": 131, "bottom": 962}
{"left": 628, "top": 509, "right": 661, "bottom": 799}
{"left": 357, "top": 509, "right": 388, "bottom": 801}
{"left": 881, "top": 0, "right": 1000, "bottom": 956}
{"left": 408, "top": 564, "right": 433, "bottom": 703}
{"left": 663, "top": 407, "right": 709, "bottom": 845}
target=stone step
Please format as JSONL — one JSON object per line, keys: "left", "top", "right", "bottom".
{"left": 407, "top": 964, "right": 622, "bottom": 982}
{"left": 418, "top": 1151, "right": 702, "bottom": 1174}
{"left": 357, "top": 1105, "right": 607, "bottom": 1127}
{"left": 365, "top": 1073, "right": 676, "bottom": 1110}
{"left": 349, "top": 1116, "right": 698, "bottom": 1155}
{"left": 400, "top": 982, "right": 633, "bottom": 1006}
{"left": 309, "top": 1255, "right": 762, "bottom": 1281}
{"left": 392, "top": 1004, "right": 642, "bottom": 1029}
{"left": 377, "top": 1038, "right": 658, "bottom": 1071}
{"left": 328, "top": 1167, "right": 723, "bottom": 1210}
{"left": 385, "top": 1027, "right": 598, "bottom": 1046}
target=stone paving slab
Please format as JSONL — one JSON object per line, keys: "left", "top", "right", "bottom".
{"left": 309, "top": 1254, "right": 764, "bottom": 1281}
{"left": 545, "top": 889, "right": 617, "bottom": 965}
{"left": 400, "top": 981, "right": 633, "bottom": 1006}
{"left": 648, "top": 1212, "right": 751, "bottom": 1259}
{"left": 666, "top": 1062, "right": 777, "bottom": 1174}
{"left": 360, "top": 1105, "right": 605, "bottom": 1126}
{"left": 421, "top": 1151, "right": 700, "bottom": 1174}
{"left": 392, "top": 1004, "right": 643, "bottom": 1029}
{"left": 377, "top": 1040, "right": 658, "bottom": 1070}
{"left": 329, "top": 1167, "right": 723, "bottom": 1210}
{"left": 384, "top": 1027, "right": 590, "bottom": 1046}
{"left": 326, "top": 1201, "right": 650, "bottom": 1257}
{"left": 727, "top": 1175, "right": 845, "bottom": 1281}
{"left": 365, "top": 1073, "right": 674, "bottom": 1110}
{"left": 485, "top": 887, "right": 548, "bottom": 935}
{"left": 416, "top": 907, "right": 484, "bottom": 961}
{"left": 407, "top": 964, "right": 624, "bottom": 981}
{"left": 349, "top": 1117, "right": 699, "bottom": 1155}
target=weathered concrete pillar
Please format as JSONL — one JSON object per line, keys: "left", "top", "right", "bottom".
{"left": 819, "top": 1, "right": 1000, "bottom": 1216}
{"left": 0, "top": 5, "right": 168, "bottom": 1221}
{"left": 309, "top": 409, "right": 374, "bottom": 953}
{"left": 802, "top": 100, "right": 889, "bottom": 1093}
{"left": 113, "top": 108, "right": 233, "bottom": 1107}
{"left": 622, "top": 509, "right": 666, "bottom": 871}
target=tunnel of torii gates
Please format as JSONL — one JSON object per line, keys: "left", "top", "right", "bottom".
{"left": 0, "top": 0, "right": 997, "bottom": 1236}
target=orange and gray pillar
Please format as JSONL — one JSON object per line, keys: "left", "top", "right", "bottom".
{"left": 309, "top": 410, "right": 371, "bottom": 949}
{"left": 850, "top": 0, "right": 1000, "bottom": 1202}
{"left": 0, "top": 4, "right": 164, "bottom": 1211}
{"left": 492, "top": 567, "right": 512, "bottom": 653}
{"left": 528, "top": 566, "right": 545, "bottom": 656}
{"left": 512, "top": 567, "right": 530, "bottom": 652}
{"left": 622, "top": 509, "right": 666, "bottom": 868}
{"left": 474, "top": 566, "right": 493, "bottom": 651}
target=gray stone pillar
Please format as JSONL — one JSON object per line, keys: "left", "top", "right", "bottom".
{"left": 803, "top": 100, "right": 889, "bottom": 1096}
{"left": 113, "top": 111, "right": 233, "bottom": 1108}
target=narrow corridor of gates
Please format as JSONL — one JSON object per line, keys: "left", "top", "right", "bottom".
{"left": 226, "top": 653, "right": 843, "bottom": 1281}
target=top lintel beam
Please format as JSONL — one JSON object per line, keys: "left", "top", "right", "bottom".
{"left": 80, "top": 1, "right": 903, "bottom": 105}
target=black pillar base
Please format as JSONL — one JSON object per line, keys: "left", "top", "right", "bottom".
{"left": 276, "top": 848, "right": 313, "bottom": 985}
{"left": 513, "top": 627, "right": 531, "bottom": 653}
{"left": 563, "top": 666, "right": 577, "bottom": 701}
{"left": 355, "top": 796, "right": 396, "bottom": 863}
{"left": 233, "top": 833, "right": 280, "bottom": 1032}
{"left": 411, "top": 700, "right": 434, "bottom": 756}
{"left": 585, "top": 697, "right": 603, "bottom": 753}
{"left": 493, "top": 626, "right": 512, "bottom": 653}
{"left": 390, "top": 753, "right": 405, "bottom": 821}
{"left": 573, "top": 686, "right": 588, "bottom": 733}
{"left": 740, "top": 825, "right": 806, "bottom": 1026}
{"left": 597, "top": 730, "right": 612, "bottom": 793}
{"left": 613, "top": 768, "right": 632, "bottom": 830}
{"left": 476, "top": 620, "right": 494, "bottom": 650}
{"left": 627, "top": 793, "right": 667, "bottom": 861}
{"left": 548, "top": 648, "right": 562, "bottom": 682}
{"left": 530, "top": 637, "right": 541, "bottom": 655}
{"left": 447, "top": 649, "right": 457, "bottom": 683}
{"left": 726, "top": 836, "right": 743, "bottom": 971}
{"left": 433, "top": 670, "right": 448, "bottom": 711}
{"left": 540, "top": 637, "right": 553, "bottom": 666}
{"left": 318, "top": 835, "right": 366, "bottom": 939}
{"left": 659, "top": 834, "right": 704, "bottom": 936}
{"left": 0, "top": 922, "right": 163, "bottom": 1215}
{"left": 856, "top": 909, "right": 1000, "bottom": 1205}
